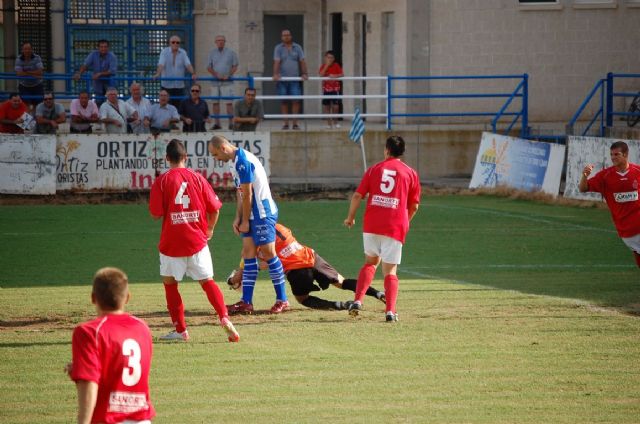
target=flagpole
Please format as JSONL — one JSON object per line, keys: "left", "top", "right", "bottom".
{"left": 359, "top": 135, "right": 367, "bottom": 170}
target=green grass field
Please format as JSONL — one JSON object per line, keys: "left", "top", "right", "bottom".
{"left": 1, "top": 195, "right": 639, "bottom": 423}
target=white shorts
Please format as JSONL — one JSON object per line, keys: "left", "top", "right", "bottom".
{"left": 210, "top": 83, "right": 234, "bottom": 102}
{"left": 160, "top": 245, "right": 214, "bottom": 282}
{"left": 121, "top": 420, "right": 152, "bottom": 424}
{"left": 363, "top": 233, "right": 403, "bottom": 265}
{"left": 621, "top": 233, "right": 640, "bottom": 253}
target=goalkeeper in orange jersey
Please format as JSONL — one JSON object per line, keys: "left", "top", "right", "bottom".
{"left": 226, "top": 223, "right": 386, "bottom": 311}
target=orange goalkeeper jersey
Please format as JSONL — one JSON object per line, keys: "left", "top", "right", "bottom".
{"left": 257, "top": 223, "right": 315, "bottom": 272}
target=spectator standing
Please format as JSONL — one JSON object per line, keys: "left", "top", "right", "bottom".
{"left": 35, "top": 92, "right": 66, "bottom": 134}
{"left": 125, "top": 82, "right": 152, "bottom": 134}
{"left": 154, "top": 35, "right": 196, "bottom": 108}
{"left": 145, "top": 89, "right": 180, "bottom": 133}
{"left": 206, "top": 35, "right": 238, "bottom": 130}
{"left": 14, "top": 42, "right": 44, "bottom": 110}
{"left": 65, "top": 267, "right": 155, "bottom": 424}
{"left": 273, "top": 29, "right": 308, "bottom": 130}
{"left": 179, "top": 83, "right": 210, "bottom": 133}
{"left": 579, "top": 141, "right": 640, "bottom": 267}
{"left": 318, "top": 50, "right": 344, "bottom": 129}
{"left": 232, "top": 88, "right": 263, "bottom": 132}
{"left": 99, "top": 87, "right": 137, "bottom": 134}
{"left": 70, "top": 91, "right": 100, "bottom": 134}
{"left": 0, "top": 93, "right": 28, "bottom": 134}
{"left": 343, "top": 136, "right": 421, "bottom": 322}
{"left": 73, "top": 39, "right": 117, "bottom": 106}
{"left": 149, "top": 139, "right": 240, "bottom": 343}
{"left": 208, "top": 135, "right": 289, "bottom": 314}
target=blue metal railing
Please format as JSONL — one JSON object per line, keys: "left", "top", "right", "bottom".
{"left": 606, "top": 72, "right": 640, "bottom": 127}
{"left": 387, "top": 74, "right": 529, "bottom": 138}
{"left": 568, "top": 79, "right": 605, "bottom": 137}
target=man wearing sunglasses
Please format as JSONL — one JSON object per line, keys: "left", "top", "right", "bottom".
{"left": 154, "top": 36, "right": 196, "bottom": 109}
{"left": 35, "top": 92, "right": 66, "bottom": 134}
{"left": 179, "top": 84, "right": 210, "bottom": 133}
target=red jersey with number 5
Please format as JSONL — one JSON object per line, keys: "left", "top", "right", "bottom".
{"left": 70, "top": 313, "right": 155, "bottom": 424}
{"left": 356, "top": 157, "right": 421, "bottom": 243}
{"left": 149, "top": 167, "right": 222, "bottom": 257}
{"left": 587, "top": 163, "right": 640, "bottom": 237}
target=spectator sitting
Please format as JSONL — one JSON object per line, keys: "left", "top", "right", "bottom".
{"left": 179, "top": 83, "right": 210, "bottom": 133}
{"left": 145, "top": 89, "right": 180, "bottom": 133}
{"left": 70, "top": 91, "right": 100, "bottom": 134}
{"left": 125, "top": 82, "right": 152, "bottom": 134}
{"left": 99, "top": 87, "right": 137, "bottom": 134}
{"left": 0, "top": 93, "right": 29, "bottom": 134}
{"left": 232, "top": 87, "right": 263, "bottom": 132}
{"left": 35, "top": 92, "right": 66, "bottom": 134}
{"left": 15, "top": 42, "right": 44, "bottom": 111}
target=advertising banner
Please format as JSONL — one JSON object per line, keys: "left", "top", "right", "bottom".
{"left": 55, "top": 132, "right": 270, "bottom": 191}
{"left": 469, "top": 132, "right": 565, "bottom": 196}
{"left": 0, "top": 134, "right": 56, "bottom": 194}
{"left": 563, "top": 136, "right": 640, "bottom": 200}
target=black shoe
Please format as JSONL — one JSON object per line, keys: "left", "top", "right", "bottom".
{"left": 385, "top": 312, "right": 398, "bottom": 322}
{"left": 348, "top": 301, "right": 362, "bottom": 317}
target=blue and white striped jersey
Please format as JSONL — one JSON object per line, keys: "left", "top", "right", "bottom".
{"left": 231, "top": 148, "right": 278, "bottom": 220}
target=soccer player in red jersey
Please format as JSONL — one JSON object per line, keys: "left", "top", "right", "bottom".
{"left": 344, "top": 135, "right": 421, "bottom": 322}
{"left": 226, "top": 223, "right": 386, "bottom": 310}
{"left": 579, "top": 140, "right": 640, "bottom": 267}
{"left": 66, "top": 267, "right": 155, "bottom": 424}
{"left": 149, "top": 139, "right": 239, "bottom": 342}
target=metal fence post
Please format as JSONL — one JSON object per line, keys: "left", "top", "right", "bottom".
{"left": 606, "top": 72, "right": 613, "bottom": 128}
{"left": 386, "top": 75, "right": 392, "bottom": 130}
{"left": 521, "top": 73, "right": 529, "bottom": 138}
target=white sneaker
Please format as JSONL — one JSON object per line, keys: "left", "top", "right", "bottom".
{"left": 334, "top": 123, "right": 341, "bottom": 128}
{"left": 221, "top": 317, "right": 240, "bottom": 342}
{"left": 159, "top": 329, "right": 189, "bottom": 341}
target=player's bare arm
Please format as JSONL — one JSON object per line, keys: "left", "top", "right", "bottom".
{"left": 239, "top": 182, "right": 253, "bottom": 233}
{"left": 344, "top": 192, "right": 363, "bottom": 228}
{"left": 206, "top": 210, "right": 219, "bottom": 240}
{"left": 408, "top": 203, "right": 420, "bottom": 221}
{"left": 579, "top": 164, "right": 594, "bottom": 192}
{"left": 75, "top": 380, "right": 98, "bottom": 424}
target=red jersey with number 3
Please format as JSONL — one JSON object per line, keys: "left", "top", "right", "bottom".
{"left": 149, "top": 167, "right": 222, "bottom": 257}
{"left": 356, "top": 157, "right": 421, "bottom": 243}
{"left": 587, "top": 163, "right": 640, "bottom": 237}
{"left": 70, "top": 313, "right": 155, "bottom": 424}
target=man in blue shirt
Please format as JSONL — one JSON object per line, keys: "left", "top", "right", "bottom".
{"left": 154, "top": 35, "right": 196, "bottom": 109}
{"left": 145, "top": 90, "right": 180, "bottom": 133}
{"left": 14, "top": 42, "right": 44, "bottom": 109}
{"left": 208, "top": 135, "right": 289, "bottom": 314}
{"left": 273, "top": 29, "right": 308, "bottom": 130}
{"left": 73, "top": 40, "right": 117, "bottom": 106}
{"left": 206, "top": 35, "right": 238, "bottom": 130}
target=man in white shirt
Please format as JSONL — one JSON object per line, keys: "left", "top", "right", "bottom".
{"left": 99, "top": 87, "right": 137, "bottom": 134}
{"left": 125, "top": 82, "right": 152, "bottom": 134}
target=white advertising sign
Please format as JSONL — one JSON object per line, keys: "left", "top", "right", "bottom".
{"left": 0, "top": 134, "right": 57, "bottom": 194}
{"left": 55, "top": 132, "right": 270, "bottom": 191}
{"left": 564, "top": 136, "right": 640, "bottom": 200}
{"left": 469, "top": 132, "right": 565, "bottom": 196}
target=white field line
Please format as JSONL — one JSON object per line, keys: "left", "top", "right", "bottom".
{"left": 407, "top": 264, "right": 635, "bottom": 270}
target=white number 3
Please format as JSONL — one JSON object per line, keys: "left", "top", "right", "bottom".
{"left": 380, "top": 169, "right": 396, "bottom": 194}
{"left": 174, "top": 182, "right": 191, "bottom": 208}
{"left": 122, "top": 339, "right": 142, "bottom": 386}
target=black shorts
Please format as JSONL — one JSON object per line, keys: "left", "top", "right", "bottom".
{"left": 286, "top": 252, "right": 340, "bottom": 296}
{"left": 322, "top": 91, "right": 342, "bottom": 106}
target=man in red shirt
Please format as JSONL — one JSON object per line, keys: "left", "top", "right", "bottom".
{"left": 579, "top": 140, "right": 640, "bottom": 267}
{"left": 226, "top": 223, "right": 386, "bottom": 309}
{"left": 0, "top": 93, "right": 28, "bottom": 133}
{"left": 318, "top": 50, "right": 343, "bottom": 129}
{"left": 149, "top": 139, "right": 239, "bottom": 342}
{"left": 344, "top": 135, "right": 421, "bottom": 322}
{"left": 66, "top": 267, "right": 155, "bottom": 424}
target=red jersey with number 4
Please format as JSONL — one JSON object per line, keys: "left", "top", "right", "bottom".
{"left": 587, "top": 163, "right": 640, "bottom": 237}
{"left": 149, "top": 167, "right": 222, "bottom": 257}
{"left": 70, "top": 313, "right": 155, "bottom": 424}
{"left": 356, "top": 157, "right": 421, "bottom": 243}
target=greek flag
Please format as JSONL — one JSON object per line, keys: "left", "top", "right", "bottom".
{"left": 348, "top": 107, "right": 365, "bottom": 142}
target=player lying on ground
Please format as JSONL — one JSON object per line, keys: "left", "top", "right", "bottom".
{"left": 226, "top": 223, "right": 386, "bottom": 311}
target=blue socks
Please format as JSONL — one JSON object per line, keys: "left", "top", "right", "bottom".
{"left": 241, "top": 258, "right": 258, "bottom": 304}
{"left": 267, "top": 256, "right": 287, "bottom": 301}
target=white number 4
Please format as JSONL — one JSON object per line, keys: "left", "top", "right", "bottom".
{"left": 175, "top": 182, "right": 190, "bottom": 208}
{"left": 380, "top": 169, "right": 396, "bottom": 194}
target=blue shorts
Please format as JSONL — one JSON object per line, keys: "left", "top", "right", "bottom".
{"left": 277, "top": 81, "right": 302, "bottom": 97}
{"left": 242, "top": 215, "right": 277, "bottom": 246}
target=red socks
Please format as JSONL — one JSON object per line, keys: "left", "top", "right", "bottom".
{"left": 163, "top": 283, "right": 186, "bottom": 333}
{"left": 384, "top": 274, "right": 399, "bottom": 314}
{"left": 201, "top": 279, "right": 228, "bottom": 319}
{"left": 355, "top": 264, "right": 377, "bottom": 302}
{"left": 634, "top": 251, "right": 640, "bottom": 268}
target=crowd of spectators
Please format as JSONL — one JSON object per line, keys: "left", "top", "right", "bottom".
{"left": 2, "top": 31, "right": 343, "bottom": 135}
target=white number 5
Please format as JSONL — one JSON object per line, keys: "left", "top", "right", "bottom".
{"left": 122, "top": 338, "right": 142, "bottom": 387}
{"left": 174, "top": 182, "right": 191, "bottom": 208}
{"left": 380, "top": 169, "right": 396, "bottom": 194}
